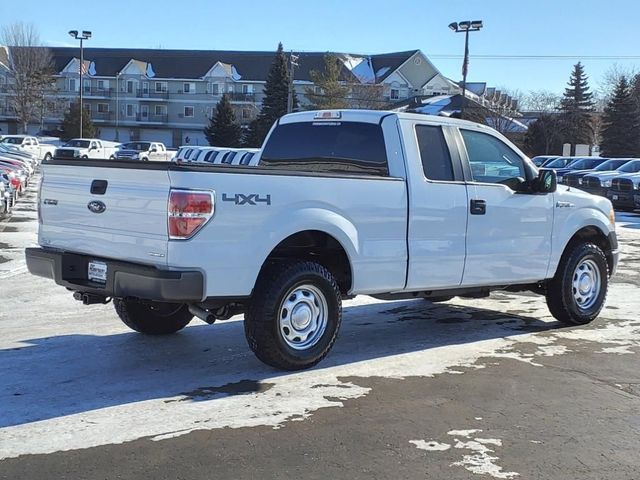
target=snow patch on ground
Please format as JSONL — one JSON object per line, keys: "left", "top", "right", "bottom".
{"left": 412, "top": 429, "right": 520, "bottom": 479}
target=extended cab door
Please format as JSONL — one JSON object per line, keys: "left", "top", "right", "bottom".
{"left": 457, "top": 127, "right": 553, "bottom": 286}
{"left": 401, "top": 120, "right": 469, "bottom": 289}
{"left": 91, "top": 140, "right": 104, "bottom": 158}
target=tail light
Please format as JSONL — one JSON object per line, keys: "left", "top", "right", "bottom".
{"left": 168, "top": 189, "right": 214, "bottom": 240}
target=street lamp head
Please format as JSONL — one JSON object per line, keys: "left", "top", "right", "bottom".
{"left": 82, "top": 31, "right": 92, "bottom": 39}
{"left": 471, "top": 20, "right": 483, "bottom": 29}
{"left": 68, "top": 30, "right": 78, "bottom": 38}
{"left": 448, "top": 22, "right": 458, "bottom": 31}
{"left": 458, "top": 21, "right": 471, "bottom": 31}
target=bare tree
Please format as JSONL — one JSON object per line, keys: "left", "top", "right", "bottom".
{"left": 348, "top": 84, "right": 388, "bottom": 110}
{"left": 520, "top": 90, "right": 561, "bottom": 113}
{"left": 1, "top": 22, "right": 54, "bottom": 133}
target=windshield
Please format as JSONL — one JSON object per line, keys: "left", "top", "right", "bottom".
{"left": 1, "top": 137, "right": 24, "bottom": 145}
{"left": 121, "top": 142, "right": 151, "bottom": 151}
{"left": 619, "top": 160, "right": 640, "bottom": 173}
{"left": 594, "top": 160, "right": 628, "bottom": 171}
{"left": 64, "top": 140, "right": 91, "bottom": 148}
{"left": 566, "top": 158, "right": 603, "bottom": 169}
{"left": 545, "top": 158, "right": 571, "bottom": 168}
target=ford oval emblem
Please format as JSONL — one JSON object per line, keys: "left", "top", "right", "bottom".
{"left": 87, "top": 200, "right": 106, "bottom": 214}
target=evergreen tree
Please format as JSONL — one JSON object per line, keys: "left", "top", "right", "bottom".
{"left": 304, "top": 54, "right": 349, "bottom": 109}
{"left": 244, "top": 42, "right": 292, "bottom": 147}
{"left": 204, "top": 94, "right": 242, "bottom": 147}
{"left": 558, "top": 62, "right": 595, "bottom": 147}
{"left": 600, "top": 76, "right": 640, "bottom": 157}
{"left": 631, "top": 73, "right": 640, "bottom": 111}
{"left": 524, "top": 114, "right": 564, "bottom": 156}
{"left": 59, "top": 100, "right": 96, "bottom": 141}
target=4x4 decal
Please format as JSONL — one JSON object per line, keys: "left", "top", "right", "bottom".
{"left": 222, "top": 193, "right": 271, "bottom": 206}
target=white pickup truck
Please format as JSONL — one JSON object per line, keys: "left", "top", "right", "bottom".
{"left": 114, "top": 142, "right": 173, "bottom": 162}
{"left": 1, "top": 135, "right": 58, "bottom": 162}
{"left": 27, "top": 110, "right": 619, "bottom": 370}
{"left": 54, "top": 138, "right": 120, "bottom": 160}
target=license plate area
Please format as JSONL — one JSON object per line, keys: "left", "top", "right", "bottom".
{"left": 88, "top": 260, "right": 108, "bottom": 284}
{"left": 612, "top": 194, "right": 619, "bottom": 200}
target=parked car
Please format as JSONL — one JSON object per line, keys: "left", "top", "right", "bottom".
{"left": 28, "top": 110, "right": 618, "bottom": 371}
{"left": 606, "top": 173, "right": 640, "bottom": 211}
{"left": 0, "top": 135, "right": 57, "bottom": 162}
{"left": 581, "top": 159, "right": 640, "bottom": 196}
{"left": 0, "top": 144, "right": 39, "bottom": 168}
{"left": 531, "top": 155, "right": 559, "bottom": 167}
{"left": 0, "top": 165, "right": 26, "bottom": 195}
{"left": 555, "top": 157, "right": 607, "bottom": 183}
{"left": 563, "top": 158, "right": 628, "bottom": 188}
{"left": 0, "top": 177, "right": 12, "bottom": 215}
{"left": 1, "top": 172, "right": 18, "bottom": 207}
{"left": 54, "top": 139, "right": 120, "bottom": 160}
{"left": 114, "top": 142, "right": 173, "bottom": 161}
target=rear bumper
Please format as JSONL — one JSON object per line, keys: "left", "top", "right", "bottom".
{"left": 25, "top": 247, "right": 204, "bottom": 302}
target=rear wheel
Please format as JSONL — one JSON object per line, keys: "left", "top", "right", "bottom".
{"left": 114, "top": 299, "right": 193, "bottom": 334}
{"left": 44, "top": 153, "right": 52, "bottom": 162}
{"left": 244, "top": 261, "right": 342, "bottom": 370}
{"left": 546, "top": 243, "right": 608, "bottom": 325}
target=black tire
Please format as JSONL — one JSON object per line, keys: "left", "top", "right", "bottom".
{"left": 546, "top": 243, "right": 609, "bottom": 325}
{"left": 82, "top": 155, "right": 88, "bottom": 159}
{"left": 44, "top": 153, "right": 52, "bottom": 162}
{"left": 109, "top": 155, "right": 116, "bottom": 160}
{"left": 114, "top": 299, "right": 193, "bottom": 334}
{"left": 244, "top": 261, "right": 342, "bottom": 371}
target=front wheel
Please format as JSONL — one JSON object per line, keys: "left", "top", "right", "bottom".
{"left": 546, "top": 243, "right": 609, "bottom": 325}
{"left": 114, "top": 299, "right": 193, "bottom": 334}
{"left": 44, "top": 153, "right": 52, "bottom": 162}
{"left": 245, "top": 261, "right": 342, "bottom": 370}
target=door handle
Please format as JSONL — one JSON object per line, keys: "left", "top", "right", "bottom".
{"left": 470, "top": 199, "right": 487, "bottom": 215}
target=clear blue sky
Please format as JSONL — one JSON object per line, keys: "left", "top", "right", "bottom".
{"left": 1, "top": 0, "right": 638, "bottom": 96}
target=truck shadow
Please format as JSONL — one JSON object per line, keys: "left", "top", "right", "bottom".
{"left": 617, "top": 211, "right": 640, "bottom": 229}
{"left": 1, "top": 298, "right": 562, "bottom": 429}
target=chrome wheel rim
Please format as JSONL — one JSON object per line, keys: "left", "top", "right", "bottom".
{"left": 572, "top": 258, "right": 601, "bottom": 311}
{"left": 279, "top": 284, "right": 328, "bottom": 350}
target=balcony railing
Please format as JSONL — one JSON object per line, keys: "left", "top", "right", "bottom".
{"left": 84, "top": 87, "right": 114, "bottom": 97}
{"left": 136, "top": 89, "right": 169, "bottom": 100}
{"left": 227, "top": 92, "right": 256, "bottom": 102}
{"left": 92, "top": 111, "right": 113, "bottom": 121}
{"left": 135, "top": 113, "right": 168, "bottom": 123}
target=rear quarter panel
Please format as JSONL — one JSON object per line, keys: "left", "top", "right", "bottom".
{"left": 167, "top": 170, "right": 408, "bottom": 297}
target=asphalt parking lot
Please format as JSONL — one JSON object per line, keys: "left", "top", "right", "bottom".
{"left": 1, "top": 177, "right": 639, "bottom": 479}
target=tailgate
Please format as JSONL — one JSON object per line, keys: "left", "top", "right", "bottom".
{"left": 39, "top": 164, "right": 170, "bottom": 265}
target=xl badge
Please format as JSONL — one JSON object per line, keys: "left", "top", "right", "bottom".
{"left": 87, "top": 200, "right": 106, "bottom": 214}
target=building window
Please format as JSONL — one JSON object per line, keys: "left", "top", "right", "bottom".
{"left": 83, "top": 79, "right": 91, "bottom": 94}
{"left": 242, "top": 108, "right": 251, "bottom": 119}
{"left": 68, "top": 78, "right": 77, "bottom": 92}
{"left": 126, "top": 104, "right": 135, "bottom": 117}
{"left": 208, "top": 83, "right": 220, "bottom": 95}
{"left": 390, "top": 89, "right": 399, "bottom": 100}
{"left": 184, "top": 106, "right": 194, "bottom": 118}
{"left": 242, "top": 84, "right": 253, "bottom": 94}
{"left": 183, "top": 82, "right": 195, "bottom": 94}
{"left": 154, "top": 105, "right": 167, "bottom": 116}
{"left": 97, "top": 103, "right": 109, "bottom": 113}
{"left": 97, "top": 79, "right": 109, "bottom": 91}
{"left": 155, "top": 81, "right": 167, "bottom": 93}
{"left": 126, "top": 80, "right": 135, "bottom": 94}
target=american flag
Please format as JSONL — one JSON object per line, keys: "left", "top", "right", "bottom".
{"left": 79, "top": 61, "right": 88, "bottom": 75}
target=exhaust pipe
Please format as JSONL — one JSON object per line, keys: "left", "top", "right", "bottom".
{"left": 188, "top": 304, "right": 217, "bottom": 324}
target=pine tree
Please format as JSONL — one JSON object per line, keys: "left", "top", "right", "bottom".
{"left": 204, "top": 94, "right": 242, "bottom": 147}
{"left": 558, "top": 62, "right": 595, "bottom": 147}
{"left": 524, "top": 114, "right": 564, "bottom": 156}
{"left": 59, "top": 100, "right": 96, "bottom": 141}
{"left": 304, "top": 54, "right": 349, "bottom": 109}
{"left": 244, "top": 42, "right": 292, "bottom": 147}
{"left": 600, "top": 77, "right": 640, "bottom": 158}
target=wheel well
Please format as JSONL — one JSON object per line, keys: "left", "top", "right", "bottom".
{"left": 565, "top": 226, "right": 613, "bottom": 273}
{"left": 261, "top": 230, "right": 353, "bottom": 294}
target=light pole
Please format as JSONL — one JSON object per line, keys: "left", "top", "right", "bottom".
{"left": 68, "top": 30, "right": 92, "bottom": 138}
{"left": 287, "top": 51, "right": 299, "bottom": 113}
{"left": 115, "top": 72, "right": 120, "bottom": 141}
{"left": 448, "top": 20, "right": 483, "bottom": 118}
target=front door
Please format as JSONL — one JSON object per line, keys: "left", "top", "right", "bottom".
{"left": 459, "top": 128, "right": 554, "bottom": 286}
{"left": 403, "top": 121, "right": 469, "bottom": 290}
{"left": 140, "top": 105, "right": 149, "bottom": 120}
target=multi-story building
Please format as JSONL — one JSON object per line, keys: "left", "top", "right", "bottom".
{"left": 0, "top": 47, "right": 509, "bottom": 147}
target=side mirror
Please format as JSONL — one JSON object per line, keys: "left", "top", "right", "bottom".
{"left": 533, "top": 168, "right": 557, "bottom": 194}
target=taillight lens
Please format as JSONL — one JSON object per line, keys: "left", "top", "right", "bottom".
{"left": 168, "top": 189, "right": 214, "bottom": 240}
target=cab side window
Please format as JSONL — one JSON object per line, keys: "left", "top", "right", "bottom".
{"left": 415, "top": 125, "right": 454, "bottom": 181}
{"left": 461, "top": 129, "right": 526, "bottom": 185}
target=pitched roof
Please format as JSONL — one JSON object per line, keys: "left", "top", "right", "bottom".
{"left": 39, "top": 46, "right": 418, "bottom": 83}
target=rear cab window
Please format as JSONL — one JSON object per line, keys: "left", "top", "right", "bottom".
{"left": 415, "top": 125, "right": 454, "bottom": 181}
{"left": 260, "top": 121, "right": 389, "bottom": 176}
